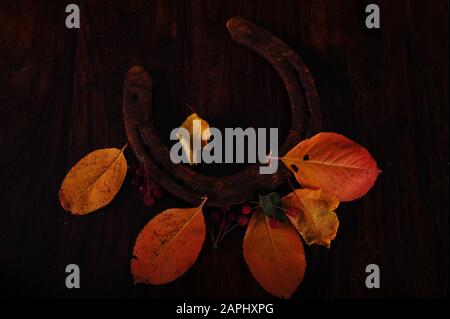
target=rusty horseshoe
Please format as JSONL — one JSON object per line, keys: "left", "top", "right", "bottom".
{"left": 123, "top": 17, "right": 321, "bottom": 207}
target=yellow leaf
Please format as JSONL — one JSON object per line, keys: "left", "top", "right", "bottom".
{"left": 282, "top": 189, "right": 339, "bottom": 248}
{"left": 131, "top": 198, "right": 207, "bottom": 285}
{"left": 281, "top": 132, "right": 381, "bottom": 201}
{"left": 177, "top": 113, "right": 211, "bottom": 165}
{"left": 58, "top": 146, "right": 127, "bottom": 215}
{"left": 243, "top": 210, "right": 306, "bottom": 298}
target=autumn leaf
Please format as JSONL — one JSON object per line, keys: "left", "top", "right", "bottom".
{"left": 177, "top": 113, "right": 211, "bottom": 165}
{"left": 131, "top": 198, "right": 207, "bottom": 285}
{"left": 58, "top": 146, "right": 127, "bottom": 215}
{"left": 282, "top": 189, "right": 339, "bottom": 248}
{"left": 243, "top": 210, "right": 306, "bottom": 298}
{"left": 258, "top": 192, "right": 288, "bottom": 222}
{"left": 281, "top": 132, "right": 381, "bottom": 201}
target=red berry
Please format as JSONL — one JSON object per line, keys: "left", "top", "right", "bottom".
{"left": 152, "top": 188, "right": 163, "bottom": 199}
{"left": 237, "top": 215, "right": 249, "bottom": 226}
{"left": 286, "top": 207, "right": 301, "bottom": 217}
{"left": 143, "top": 195, "right": 155, "bottom": 207}
{"left": 241, "top": 205, "right": 252, "bottom": 215}
{"left": 209, "top": 210, "right": 221, "bottom": 221}
{"left": 269, "top": 218, "right": 280, "bottom": 229}
{"left": 226, "top": 211, "right": 237, "bottom": 221}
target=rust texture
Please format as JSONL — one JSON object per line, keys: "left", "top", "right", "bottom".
{"left": 123, "top": 17, "right": 321, "bottom": 206}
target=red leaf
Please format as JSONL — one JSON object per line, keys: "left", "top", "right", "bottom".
{"left": 282, "top": 132, "right": 381, "bottom": 201}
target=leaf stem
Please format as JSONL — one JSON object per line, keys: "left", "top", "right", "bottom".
{"left": 199, "top": 196, "right": 208, "bottom": 208}
{"left": 270, "top": 203, "right": 288, "bottom": 212}
{"left": 214, "top": 215, "right": 226, "bottom": 249}
{"left": 251, "top": 199, "right": 284, "bottom": 212}
{"left": 184, "top": 103, "right": 197, "bottom": 115}
{"left": 287, "top": 178, "right": 297, "bottom": 192}
{"left": 217, "top": 223, "right": 239, "bottom": 243}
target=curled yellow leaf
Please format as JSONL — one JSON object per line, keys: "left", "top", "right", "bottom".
{"left": 131, "top": 198, "right": 207, "bottom": 285}
{"left": 177, "top": 112, "right": 211, "bottom": 165}
{"left": 282, "top": 189, "right": 339, "bottom": 248}
{"left": 243, "top": 210, "right": 306, "bottom": 298}
{"left": 58, "top": 146, "right": 127, "bottom": 215}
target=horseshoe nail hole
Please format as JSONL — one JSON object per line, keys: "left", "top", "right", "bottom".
{"left": 290, "top": 164, "right": 299, "bottom": 173}
{"left": 303, "top": 154, "right": 309, "bottom": 161}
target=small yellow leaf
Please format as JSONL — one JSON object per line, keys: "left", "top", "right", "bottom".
{"left": 131, "top": 198, "right": 207, "bottom": 285}
{"left": 177, "top": 113, "right": 211, "bottom": 165}
{"left": 243, "top": 210, "right": 306, "bottom": 298}
{"left": 282, "top": 189, "right": 339, "bottom": 248}
{"left": 59, "top": 146, "right": 127, "bottom": 215}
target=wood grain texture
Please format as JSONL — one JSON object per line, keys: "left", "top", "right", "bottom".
{"left": 0, "top": 0, "right": 448, "bottom": 298}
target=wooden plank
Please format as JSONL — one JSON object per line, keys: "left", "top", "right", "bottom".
{"left": 0, "top": 0, "right": 448, "bottom": 298}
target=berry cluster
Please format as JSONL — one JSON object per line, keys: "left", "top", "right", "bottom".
{"left": 208, "top": 204, "right": 253, "bottom": 249}
{"left": 129, "top": 163, "right": 163, "bottom": 207}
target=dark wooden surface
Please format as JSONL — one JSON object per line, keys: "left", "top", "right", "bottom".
{"left": 0, "top": 0, "right": 448, "bottom": 298}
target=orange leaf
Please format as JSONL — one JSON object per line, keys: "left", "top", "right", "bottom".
{"left": 58, "top": 146, "right": 127, "bottom": 215}
{"left": 282, "top": 132, "right": 381, "bottom": 201}
{"left": 282, "top": 189, "right": 339, "bottom": 248}
{"left": 243, "top": 210, "right": 306, "bottom": 298}
{"left": 131, "top": 198, "right": 207, "bottom": 285}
